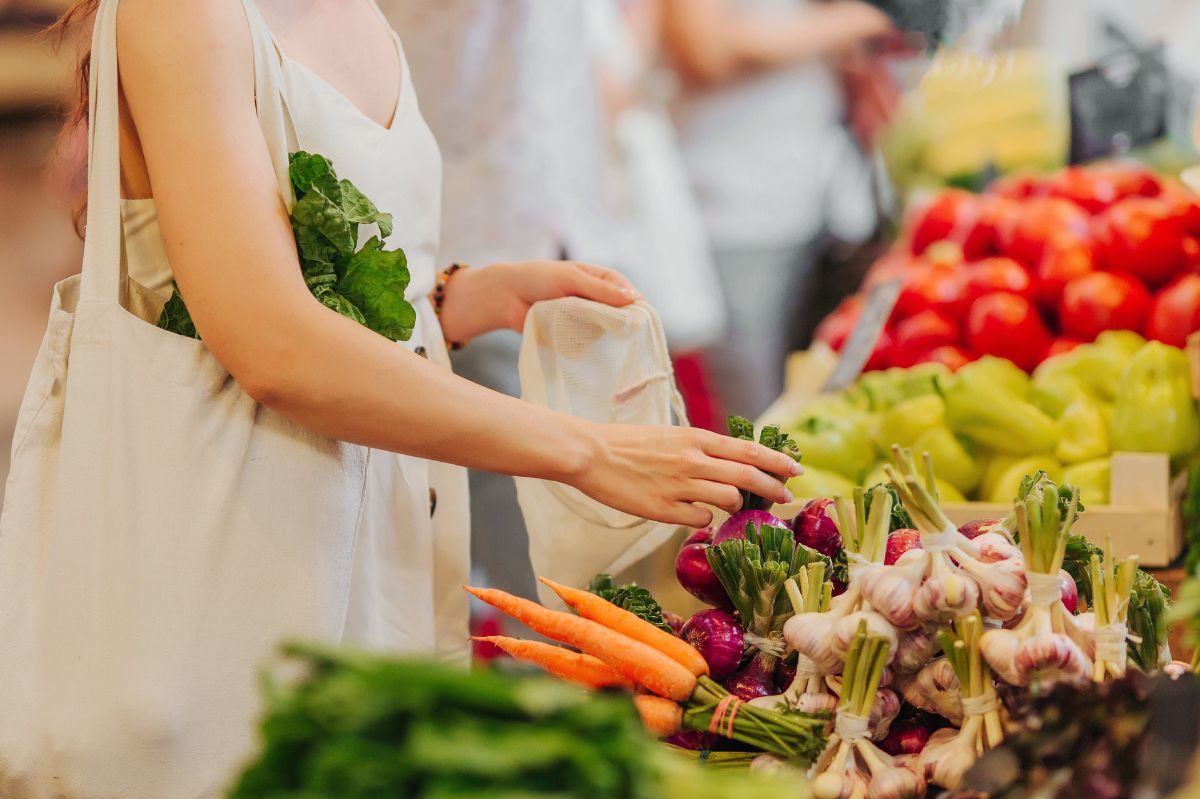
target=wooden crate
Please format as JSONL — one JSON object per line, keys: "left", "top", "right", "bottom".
{"left": 755, "top": 346, "right": 1187, "bottom": 568}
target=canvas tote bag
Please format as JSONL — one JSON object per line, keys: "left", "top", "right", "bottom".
{"left": 516, "top": 298, "right": 688, "bottom": 607}
{"left": 0, "top": 1, "right": 371, "bottom": 797}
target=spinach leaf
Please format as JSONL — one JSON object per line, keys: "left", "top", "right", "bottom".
{"left": 156, "top": 150, "right": 415, "bottom": 344}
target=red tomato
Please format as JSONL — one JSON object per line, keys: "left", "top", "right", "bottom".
{"left": 1095, "top": 162, "right": 1162, "bottom": 199}
{"left": 1033, "top": 239, "right": 1095, "bottom": 308}
{"left": 965, "top": 292, "right": 1052, "bottom": 372}
{"left": 999, "top": 197, "right": 1091, "bottom": 267}
{"left": 922, "top": 344, "right": 974, "bottom": 372}
{"left": 1047, "top": 166, "right": 1121, "bottom": 214}
{"left": 1185, "top": 236, "right": 1200, "bottom": 271}
{"left": 962, "top": 257, "right": 1033, "bottom": 305}
{"left": 1145, "top": 273, "right": 1200, "bottom": 348}
{"left": 1094, "top": 197, "right": 1186, "bottom": 287}
{"left": 908, "top": 189, "right": 995, "bottom": 259}
{"left": 813, "top": 297, "right": 862, "bottom": 352}
{"left": 864, "top": 327, "right": 895, "bottom": 372}
{"left": 1043, "top": 338, "right": 1086, "bottom": 360}
{"left": 1159, "top": 180, "right": 1200, "bottom": 236}
{"left": 895, "top": 262, "right": 967, "bottom": 319}
{"left": 988, "top": 172, "right": 1048, "bottom": 201}
{"left": 891, "top": 310, "right": 961, "bottom": 367}
{"left": 863, "top": 250, "right": 918, "bottom": 291}
{"left": 1058, "top": 271, "right": 1151, "bottom": 341}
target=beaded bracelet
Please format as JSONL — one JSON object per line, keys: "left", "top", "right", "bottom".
{"left": 433, "top": 263, "right": 469, "bottom": 351}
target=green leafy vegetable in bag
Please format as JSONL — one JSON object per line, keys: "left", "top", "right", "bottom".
{"left": 157, "top": 151, "right": 414, "bottom": 343}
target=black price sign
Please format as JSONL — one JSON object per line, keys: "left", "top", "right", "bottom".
{"left": 821, "top": 278, "right": 902, "bottom": 394}
{"left": 1068, "top": 44, "right": 1168, "bottom": 164}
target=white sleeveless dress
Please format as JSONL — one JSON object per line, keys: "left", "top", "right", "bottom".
{"left": 0, "top": 1, "right": 469, "bottom": 796}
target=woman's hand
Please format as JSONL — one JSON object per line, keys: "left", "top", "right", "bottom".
{"left": 560, "top": 422, "right": 801, "bottom": 528}
{"left": 437, "top": 261, "right": 640, "bottom": 343}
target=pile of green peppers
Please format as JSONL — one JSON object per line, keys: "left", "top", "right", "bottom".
{"left": 784, "top": 332, "right": 1200, "bottom": 506}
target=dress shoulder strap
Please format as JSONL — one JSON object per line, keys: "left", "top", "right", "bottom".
{"left": 239, "top": 0, "right": 296, "bottom": 202}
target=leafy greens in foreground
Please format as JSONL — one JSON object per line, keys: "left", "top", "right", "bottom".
{"left": 157, "top": 151, "right": 415, "bottom": 342}
{"left": 588, "top": 574, "right": 673, "bottom": 634}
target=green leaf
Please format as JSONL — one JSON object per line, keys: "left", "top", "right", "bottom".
{"left": 156, "top": 284, "right": 198, "bottom": 339}
{"left": 337, "top": 236, "right": 415, "bottom": 342}
{"left": 340, "top": 179, "right": 393, "bottom": 239}
{"left": 312, "top": 284, "right": 367, "bottom": 326}
{"left": 292, "top": 184, "right": 356, "bottom": 257}
{"left": 587, "top": 574, "right": 673, "bottom": 634}
{"left": 288, "top": 150, "right": 337, "bottom": 197}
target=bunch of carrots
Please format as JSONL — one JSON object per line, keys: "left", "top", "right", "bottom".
{"left": 466, "top": 579, "right": 827, "bottom": 763}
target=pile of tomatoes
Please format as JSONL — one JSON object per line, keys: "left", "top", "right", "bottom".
{"left": 815, "top": 162, "right": 1200, "bottom": 372}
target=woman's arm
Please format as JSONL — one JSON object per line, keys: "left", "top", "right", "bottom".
{"left": 661, "top": 0, "right": 893, "bottom": 84}
{"left": 116, "top": 0, "right": 795, "bottom": 528}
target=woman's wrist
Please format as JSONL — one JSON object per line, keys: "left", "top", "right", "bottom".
{"left": 435, "top": 263, "right": 519, "bottom": 344}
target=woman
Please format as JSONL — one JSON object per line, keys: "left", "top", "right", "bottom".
{"left": 0, "top": 1, "right": 798, "bottom": 796}
{"left": 663, "top": 0, "right": 896, "bottom": 418}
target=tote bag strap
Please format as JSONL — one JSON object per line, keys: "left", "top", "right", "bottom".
{"left": 78, "top": 0, "right": 296, "bottom": 306}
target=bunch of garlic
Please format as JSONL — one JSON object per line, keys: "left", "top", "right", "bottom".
{"left": 980, "top": 477, "right": 1092, "bottom": 686}
{"left": 857, "top": 448, "right": 1027, "bottom": 631}
{"left": 810, "top": 622, "right": 926, "bottom": 799}
{"left": 783, "top": 487, "right": 899, "bottom": 675}
{"left": 1089, "top": 537, "right": 1138, "bottom": 682}
{"left": 752, "top": 561, "right": 839, "bottom": 714}
{"left": 917, "top": 613, "right": 1005, "bottom": 789}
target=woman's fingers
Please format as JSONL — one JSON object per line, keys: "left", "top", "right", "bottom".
{"left": 683, "top": 479, "right": 744, "bottom": 516}
{"left": 664, "top": 502, "right": 714, "bottom": 529}
{"left": 568, "top": 263, "right": 640, "bottom": 307}
{"left": 691, "top": 456, "right": 794, "bottom": 506}
{"left": 700, "top": 431, "right": 804, "bottom": 479}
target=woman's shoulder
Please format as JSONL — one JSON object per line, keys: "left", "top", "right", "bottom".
{"left": 116, "top": 0, "right": 255, "bottom": 92}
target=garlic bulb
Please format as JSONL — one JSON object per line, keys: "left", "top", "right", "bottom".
{"left": 783, "top": 611, "right": 841, "bottom": 673}
{"left": 919, "top": 726, "right": 977, "bottom": 790}
{"left": 1014, "top": 632, "right": 1091, "bottom": 682}
{"left": 979, "top": 628, "right": 1024, "bottom": 686}
{"left": 912, "top": 569, "right": 980, "bottom": 621}
{"left": 894, "top": 626, "right": 941, "bottom": 673}
{"left": 859, "top": 565, "right": 923, "bottom": 630}
{"left": 869, "top": 688, "right": 901, "bottom": 741}
{"left": 955, "top": 554, "right": 1026, "bottom": 621}
{"left": 899, "top": 657, "right": 963, "bottom": 724}
{"left": 832, "top": 610, "right": 898, "bottom": 663}
{"left": 972, "top": 532, "right": 1022, "bottom": 563}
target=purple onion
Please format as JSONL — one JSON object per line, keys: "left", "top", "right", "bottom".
{"left": 681, "top": 609, "right": 744, "bottom": 680}
{"left": 791, "top": 498, "right": 843, "bottom": 559}
{"left": 665, "top": 730, "right": 715, "bottom": 750}
{"left": 877, "top": 717, "right": 935, "bottom": 756}
{"left": 712, "top": 509, "right": 786, "bottom": 547}
{"left": 675, "top": 543, "right": 728, "bottom": 606}
{"left": 681, "top": 527, "right": 713, "bottom": 548}
{"left": 722, "top": 651, "right": 776, "bottom": 700}
{"left": 958, "top": 519, "right": 999, "bottom": 540}
{"left": 1059, "top": 569, "right": 1079, "bottom": 615}
{"left": 775, "top": 658, "right": 797, "bottom": 692}
{"left": 884, "top": 529, "right": 922, "bottom": 566}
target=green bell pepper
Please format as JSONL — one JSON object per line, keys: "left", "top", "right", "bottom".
{"left": 985, "top": 454, "right": 1064, "bottom": 504}
{"left": 941, "top": 372, "right": 1059, "bottom": 455}
{"left": 911, "top": 426, "right": 984, "bottom": 495}
{"left": 1111, "top": 341, "right": 1200, "bottom": 458}
{"left": 875, "top": 394, "right": 946, "bottom": 452}
{"left": 785, "top": 413, "right": 875, "bottom": 480}
{"left": 787, "top": 466, "right": 858, "bottom": 502}
{"left": 1062, "top": 457, "right": 1112, "bottom": 506}
{"left": 1054, "top": 399, "right": 1110, "bottom": 464}
{"left": 848, "top": 363, "right": 949, "bottom": 411}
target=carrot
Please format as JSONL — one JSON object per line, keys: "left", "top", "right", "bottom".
{"left": 472, "top": 636, "right": 633, "bottom": 690}
{"left": 464, "top": 585, "right": 697, "bottom": 701}
{"left": 634, "top": 694, "right": 683, "bottom": 738}
{"left": 539, "top": 577, "right": 709, "bottom": 677}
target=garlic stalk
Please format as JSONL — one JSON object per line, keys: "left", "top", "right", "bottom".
{"left": 979, "top": 476, "right": 1092, "bottom": 687}
{"left": 752, "top": 562, "right": 839, "bottom": 712}
{"left": 1089, "top": 536, "right": 1137, "bottom": 681}
{"left": 858, "top": 448, "right": 1026, "bottom": 628}
{"left": 810, "top": 621, "right": 925, "bottom": 799}
{"left": 783, "top": 487, "right": 897, "bottom": 673}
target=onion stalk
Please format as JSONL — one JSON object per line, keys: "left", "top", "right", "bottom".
{"left": 1089, "top": 536, "right": 1137, "bottom": 681}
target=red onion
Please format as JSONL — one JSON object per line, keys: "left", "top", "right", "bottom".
{"left": 775, "top": 657, "right": 797, "bottom": 693}
{"left": 1059, "top": 568, "right": 1079, "bottom": 614}
{"left": 675, "top": 543, "right": 728, "bottom": 606}
{"left": 681, "top": 527, "right": 713, "bottom": 548}
{"left": 681, "top": 609, "right": 745, "bottom": 680}
{"left": 878, "top": 716, "right": 936, "bottom": 756}
{"left": 712, "top": 509, "right": 786, "bottom": 547}
{"left": 958, "top": 519, "right": 1000, "bottom": 540}
{"left": 664, "top": 730, "right": 715, "bottom": 751}
{"left": 722, "top": 652, "right": 776, "bottom": 700}
{"left": 885, "top": 529, "right": 922, "bottom": 565}
{"left": 791, "top": 498, "right": 843, "bottom": 559}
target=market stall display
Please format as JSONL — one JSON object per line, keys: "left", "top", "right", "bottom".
{"left": 815, "top": 163, "right": 1200, "bottom": 373}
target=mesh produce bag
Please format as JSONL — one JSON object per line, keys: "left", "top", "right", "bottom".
{"left": 516, "top": 298, "right": 687, "bottom": 607}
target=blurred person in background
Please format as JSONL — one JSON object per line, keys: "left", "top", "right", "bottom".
{"left": 373, "top": 1, "right": 632, "bottom": 603}
{"left": 663, "top": 0, "right": 898, "bottom": 419}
